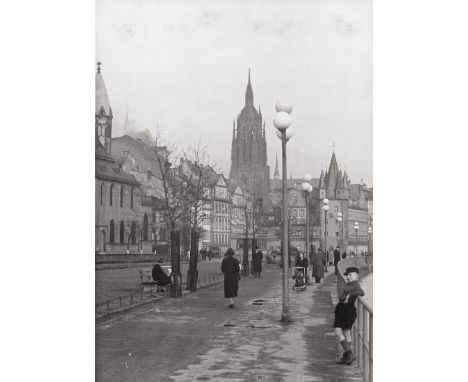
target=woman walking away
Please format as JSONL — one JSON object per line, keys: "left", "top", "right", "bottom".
{"left": 253, "top": 249, "right": 263, "bottom": 278}
{"left": 221, "top": 248, "right": 240, "bottom": 308}
{"left": 312, "top": 248, "right": 326, "bottom": 283}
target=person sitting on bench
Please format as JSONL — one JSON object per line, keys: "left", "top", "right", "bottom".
{"left": 151, "top": 263, "right": 171, "bottom": 286}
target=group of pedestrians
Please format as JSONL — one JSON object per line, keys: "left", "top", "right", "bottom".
{"left": 220, "top": 245, "right": 365, "bottom": 366}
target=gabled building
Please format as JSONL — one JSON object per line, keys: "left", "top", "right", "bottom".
{"left": 227, "top": 179, "right": 248, "bottom": 255}
{"left": 207, "top": 173, "right": 232, "bottom": 256}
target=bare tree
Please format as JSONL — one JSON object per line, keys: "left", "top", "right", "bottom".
{"left": 151, "top": 133, "right": 187, "bottom": 297}
{"left": 229, "top": 187, "right": 263, "bottom": 276}
{"left": 178, "top": 141, "right": 218, "bottom": 291}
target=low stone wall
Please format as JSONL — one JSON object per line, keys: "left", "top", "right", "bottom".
{"left": 95, "top": 253, "right": 158, "bottom": 264}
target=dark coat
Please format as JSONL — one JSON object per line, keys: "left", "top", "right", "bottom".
{"left": 253, "top": 251, "right": 263, "bottom": 273}
{"left": 333, "top": 249, "right": 341, "bottom": 265}
{"left": 152, "top": 264, "right": 171, "bottom": 286}
{"left": 295, "top": 256, "right": 308, "bottom": 270}
{"left": 312, "top": 251, "right": 326, "bottom": 278}
{"left": 221, "top": 255, "right": 240, "bottom": 298}
{"left": 333, "top": 280, "right": 365, "bottom": 329}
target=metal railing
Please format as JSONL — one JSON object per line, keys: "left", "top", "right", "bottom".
{"left": 337, "top": 256, "right": 373, "bottom": 382}
{"left": 95, "top": 270, "right": 225, "bottom": 319}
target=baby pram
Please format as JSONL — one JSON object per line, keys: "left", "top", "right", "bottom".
{"left": 292, "top": 267, "right": 307, "bottom": 291}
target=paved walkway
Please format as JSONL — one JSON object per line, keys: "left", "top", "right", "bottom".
{"left": 96, "top": 267, "right": 365, "bottom": 381}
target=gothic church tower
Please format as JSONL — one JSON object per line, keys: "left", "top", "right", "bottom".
{"left": 229, "top": 71, "right": 270, "bottom": 197}
{"left": 95, "top": 62, "right": 113, "bottom": 156}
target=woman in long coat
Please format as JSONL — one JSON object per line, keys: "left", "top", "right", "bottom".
{"left": 221, "top": 248, "right": 240, "bottom": 308}
{"left": 252, "top": 250, "right": 263, "bottom": 277}
{"left": 312, "top": 248, "right": 326, "bottom": 283}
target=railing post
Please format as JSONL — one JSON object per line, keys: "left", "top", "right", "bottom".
{"left": 363, "top": 310, "right": 370, "bottom": 382}
{"left": 369, "top": 314, "right": 373, "bottom": 382}
{"left": 360, "top": 303, "right": 363, "bottom": 366}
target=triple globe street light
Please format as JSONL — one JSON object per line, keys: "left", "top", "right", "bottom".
{"left": 354, "top": 221, "right": 359, "bottom": 255}
{"left": 301, "top": 175, "right": 313, "bottom": 279}
{"left": 273, "top": 100, "right": 294, "bottom": 322}
{"left": 322, "top": 198, "right": 329, "bottom": 270}
{"left": 337, "top": 211, "right": 343, "bottom": 251}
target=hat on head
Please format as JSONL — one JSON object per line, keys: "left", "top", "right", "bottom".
{"left": 344, "top": 267, "right": 360, "bottom": 275}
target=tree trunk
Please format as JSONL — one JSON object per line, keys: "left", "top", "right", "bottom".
{"left": 251, "top": 238, "right": 257, "bottom": 275}
{"left": 186, "top": 230, "right": 199, "bottom": 292}
{"left": 170, "top": 230, "right": 182, "bottom": 297}
{"left": 242, "top": 238, "right": 249, "bottom": 276}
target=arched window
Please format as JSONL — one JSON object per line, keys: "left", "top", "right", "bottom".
{"left": 119, "top": 221, "right": 125, "bottom": 244}
{"left": 109, "top": 220, "right": 115, "bottom": 244}
{"left": 109, "top": 184, "right": 114, "bottom": 206}
{"left": 120, "top": 185, "right": 124, "bottom": 207}
{"left": 130, "top": 187, "right": 134, "bottom": 208}
{"left": 131, "top": 222, "right": 136, "bottom": 245}
{"left": 143, "top": 213, "right": 148, "bottom": 241}
{"left": 100, "top": 183, "right": 105, "bottom": 205}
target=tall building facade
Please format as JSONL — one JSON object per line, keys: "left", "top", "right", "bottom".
{"left": 229, "top": 71, "right": 270, "bottom": 198}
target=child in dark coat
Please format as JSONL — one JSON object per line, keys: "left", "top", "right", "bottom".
{"left": 333, "top": 266, "right": 365, "bottom": 365}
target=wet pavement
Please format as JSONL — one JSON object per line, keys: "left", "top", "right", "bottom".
{"left": 96, "top": 268, "right": 366, "bottom": 381}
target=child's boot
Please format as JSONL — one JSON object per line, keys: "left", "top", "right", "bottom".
{"left": 338, "top": 351, "right": 349, "bottom": 364}
{"left": 345, "top": 350, "right": 355, "bottom": 365}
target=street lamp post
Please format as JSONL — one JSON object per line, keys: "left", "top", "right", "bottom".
{"left": 323, "top": 199, "right": 329, "bottom": 271}
{"left": 368, "top": 226, "right": 372, "bottom": 254}
{"left": 302, "top": 175, "right": 313, "bottom": 282}
{"left": 337, "top": 212, "right": 343, "bottom": 250}
{"left": 354, "top": 221, "right": 359, "bottom": 255}
{"left": 274, "top": 100, "right": 294, "bottom": 322}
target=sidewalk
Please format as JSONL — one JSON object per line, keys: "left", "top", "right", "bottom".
{"left": 96, "top": 267, "right": 365, "bottom": 381}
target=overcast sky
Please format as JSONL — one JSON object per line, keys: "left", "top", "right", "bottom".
{"left": 96, "top": 0, "right": 372, "bottom": 186}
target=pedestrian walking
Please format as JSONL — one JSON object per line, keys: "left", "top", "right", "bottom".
{"left": 334, "top": 246, "right": 341, "bottom": 275}
{"left": 221, "top": 248, "right": 240, "bottom": 308}
{"left": 295, "top": 252, "right": 309, "bottom": 284}
{"left": 312, "top": 248, "right": 326, "bottom": 283}
{"left": 252, "top": 248, "right": 263, "bottom": 277}
{"left": 333, "top": 266, "right": 365, "bottom": 365}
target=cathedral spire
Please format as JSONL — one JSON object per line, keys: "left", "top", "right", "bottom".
{"left": 274, "top": 154, "right": 279, "bottom": 180}
{"left": 318, "top": 170, "right": 325, "bottom": 189}
{"left": 245, "top": 69, "right": 254, "bottom": 106}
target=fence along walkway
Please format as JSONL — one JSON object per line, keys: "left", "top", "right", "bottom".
{"left": 336, "top": 256, "right": 373, "bottom": 382}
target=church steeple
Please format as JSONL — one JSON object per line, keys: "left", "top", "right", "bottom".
{"left": 274, "top": 154, "right": 279, "bottom": 180}
{"left": 245, "top": 69, "right": 254, "bottom": 106}
{"left": 95, "top": 62, "right": 113, "bottom": 156}
{"left": 326, "top": 151, "right": 340, "bottom": 198}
